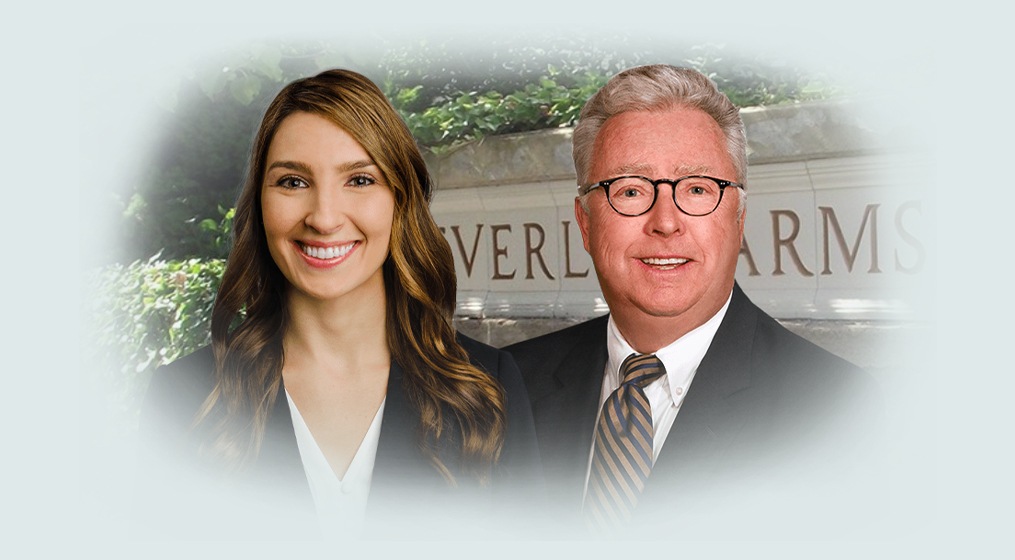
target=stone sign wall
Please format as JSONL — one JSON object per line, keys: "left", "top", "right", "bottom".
{"left": 425, "top": 100, "right": 931, "bottom": 324}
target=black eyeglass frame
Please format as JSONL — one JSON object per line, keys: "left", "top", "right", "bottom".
{"left": 579, "top": 174, "right": 745, "bottom": 217}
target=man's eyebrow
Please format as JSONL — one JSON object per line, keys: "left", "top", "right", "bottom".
{"left": 605, "top": 163, "right": 712, "bottom": 178}
{"left": 611, "top": 163, "right": 654, "bottom": 176}
{"left": 672, "top": 164, "right": 711, "bottom": 176}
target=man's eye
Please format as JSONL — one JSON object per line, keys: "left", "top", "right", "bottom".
{"left": 684, "top": 182, "right": 715, "bottom": 196}
{"left": 615, "top": 184, "right": 650, "bottom": 198}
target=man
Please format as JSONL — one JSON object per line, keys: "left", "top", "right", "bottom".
{"left": 506, "top": 65, "right": 883, "bottom": 537}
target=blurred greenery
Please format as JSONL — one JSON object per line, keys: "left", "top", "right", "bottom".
{"left": 104, "top": 38, "right": 840, "bottom": 266}
{"left": 85, "top": 254, "right": 226, "bottom": 425}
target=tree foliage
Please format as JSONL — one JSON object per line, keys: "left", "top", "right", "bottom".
{"left": 85, "top": 255, "right": 226, "bottom": 425}
{"left": 106, "top": 39, "right": 841, "bottom": 265}
{"left": 397, "top": 69, "right": 608, "bottom": 148}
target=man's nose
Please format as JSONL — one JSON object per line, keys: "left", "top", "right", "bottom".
{"left": 644, "top": 183, "right": 685, "bottom": 236}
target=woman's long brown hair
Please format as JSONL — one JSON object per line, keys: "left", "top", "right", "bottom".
{"left": 196, "top": 69, "right": 506, "bottom": 483}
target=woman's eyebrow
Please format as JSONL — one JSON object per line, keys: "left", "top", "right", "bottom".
{"left": 265, "top": 160, "right": 377, "bottom": 174}
{"left": 266, "top": 160, "right": 312, "bottom": 174}
{"left": 336, "top": 160, "right": 377, "bottom": 173}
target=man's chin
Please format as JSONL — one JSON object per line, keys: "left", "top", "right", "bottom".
{"left": 620, "top": 298, "right": 697, "bottom": 321}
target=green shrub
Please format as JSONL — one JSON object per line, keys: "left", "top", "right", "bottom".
{"left": 396, "top": 70, "right": 608, "bottom": 152}
{"left": 85, "top": 255, "right": 226, "bottom": 427}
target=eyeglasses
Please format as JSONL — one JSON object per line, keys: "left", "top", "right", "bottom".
{"left": 579, "top": 175, "right": 744, "bottom": 217}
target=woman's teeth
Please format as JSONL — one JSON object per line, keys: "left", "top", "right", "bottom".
{"left": 300, "top": 242, "right": 354, "bottom": 260}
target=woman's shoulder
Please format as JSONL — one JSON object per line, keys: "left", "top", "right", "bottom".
{"left": 148, "top": 345, "right": 216, "bottom": 397}
{"left": 141, "top": 345, "right": 217, "bottom": 436}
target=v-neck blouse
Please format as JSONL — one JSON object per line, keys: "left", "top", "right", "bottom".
{"left": 285, "top": 390, "right": 386, "bottom": 539}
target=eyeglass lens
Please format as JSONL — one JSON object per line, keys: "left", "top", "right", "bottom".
{"left": 607, "top": 177, "right": 722, "bottom": 216}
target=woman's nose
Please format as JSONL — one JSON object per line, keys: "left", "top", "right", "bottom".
{"left": 304, "top": 188, "right": 345, "bottom": 233}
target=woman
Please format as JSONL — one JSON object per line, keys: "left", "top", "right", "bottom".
{"left": 137, "top": 69, "right": 541, "bottom": 539}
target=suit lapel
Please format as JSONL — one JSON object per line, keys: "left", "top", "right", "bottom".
{"left": 371, "top": 361, "right": 425, "bottom": 480}
{"left": 234, "top": 383, "right": 317, "bottom": 535}
{"left": 647, "top": 284, "right": 760, "bottom": 493}
{"left": 366, "top": 361, "right": 448, "bottom": 515}
{"left": 252, "top": 384, "right": 310, "bottom": 481}
{"left": 531, "top": 315, "right": 609, "bottom": 506}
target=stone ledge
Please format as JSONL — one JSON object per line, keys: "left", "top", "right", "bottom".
{"left": 426, "top": 99, "right": 898, "bottom": 191}
{"left": 425, "top": 128, "right": 576, "bottom": 190}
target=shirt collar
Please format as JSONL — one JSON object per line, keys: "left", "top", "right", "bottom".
{"left": 606, "top": 292, "right": 733, "bottom": 404}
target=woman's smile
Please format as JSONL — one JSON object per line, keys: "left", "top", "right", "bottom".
{"left": 295, "top": 240, "right": 359, "bottom": 266}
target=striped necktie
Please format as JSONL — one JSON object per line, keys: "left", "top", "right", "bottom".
{"left": 584, "top": 353, "right": 667, "bottom": 528}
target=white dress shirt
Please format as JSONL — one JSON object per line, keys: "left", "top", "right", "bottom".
{"left": 583, "top": 293, "right": 732, "bottom": 499}
{"left": 286, "top": 390, "right": 385, "bottom": 539}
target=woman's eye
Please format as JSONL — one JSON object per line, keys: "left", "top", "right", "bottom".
{"left": 348, "top": 175, "right": 376, "bottom": 188}
{"left": 277, "top": 176, "right": 308, "bottom": 190}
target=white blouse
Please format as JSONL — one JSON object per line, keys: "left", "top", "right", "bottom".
{"left": 285, "top": 390, "right": 385, "bottom": 539}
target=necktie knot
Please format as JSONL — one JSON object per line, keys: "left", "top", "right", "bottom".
{"left": 619, "top": 353, "right": 666, "bottom": 389}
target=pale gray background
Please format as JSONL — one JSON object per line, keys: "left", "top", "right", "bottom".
{"left": 4, "top": 1, "right": 999, "bottom": 556}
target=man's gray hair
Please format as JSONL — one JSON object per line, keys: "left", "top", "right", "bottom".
{"left": 572, "top": 65, "right": 747, "bottom": 213}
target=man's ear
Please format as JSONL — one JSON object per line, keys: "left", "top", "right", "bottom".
{"left": 574, "top": 196, "right": 592, "bottom": 253}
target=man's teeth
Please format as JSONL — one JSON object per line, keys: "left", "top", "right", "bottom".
{"left": 642, "top": 257, "right": 688, "bottom": 266}
{"left": 300, "top": 242, "right": 354, "bottom": 260}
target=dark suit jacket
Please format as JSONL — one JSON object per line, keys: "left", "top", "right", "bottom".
{"left": 136, "top": 334, "right": 542, "bottom": 540}
{"left": 506, "top": 284, "right": 885, "bottom": 538}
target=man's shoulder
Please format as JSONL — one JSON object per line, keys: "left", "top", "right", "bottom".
{"left": 503, "top": 315, "right": 608, "bottom": 391}
{"left": 731, "top": 295, "right": 883, "bottom": 438}
{"left": 504, "top": 315, "right": 608, "bottom": 369}
{"left": 725, "top": 285, "right": 864, "bottom": 377}
{"left": 717, "top": 286, "right": 879, "bottom": 423}
{"left": 455, "top": 331, "right": 513, "bottom": 381}
{"left": 504, "top": 315, "right": 608, "bottom": 355}
{"left": 751, "top": 308, "right": 868, "bottom": 383}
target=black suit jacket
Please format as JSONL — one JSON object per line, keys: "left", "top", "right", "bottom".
{"left": 136, "top": 334, "right": 542, "bottom": 540}
{"left": 506, "top": 284, "right": 885, "bottom": 537}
